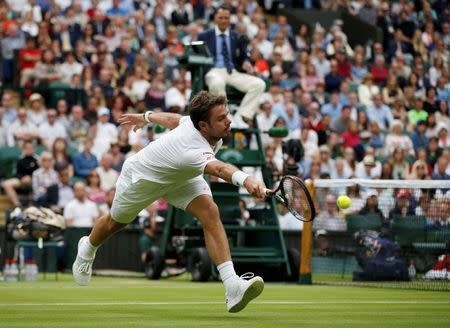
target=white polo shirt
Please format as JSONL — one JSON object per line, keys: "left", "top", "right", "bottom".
{"left": 130, "top": 116, "right": 221, "bottom": 184}
{"left": 64, "top": 198, "right": 99, "bottom": 227}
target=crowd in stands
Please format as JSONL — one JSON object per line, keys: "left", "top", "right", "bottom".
{"left": 0, "top": 0, "right": 449, "bottom": 232}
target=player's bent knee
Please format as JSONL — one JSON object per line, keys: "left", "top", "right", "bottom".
{"left": 197, "top": 202, "right": 220, "bottom": 224}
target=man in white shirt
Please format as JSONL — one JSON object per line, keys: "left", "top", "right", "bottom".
{"left": 96, "top": 153, "right": 119, "bottom": 191}
{"left": 92, "top": 107, "right": 118, "bottom": 160}
{"left": 64, "top": 181, "right": 99, "bottom": 227}
{"left": 60, "top": 52, "right": 83, "bottom": 84}
{"left": 72, "top": 91, "right": 266, "bottom": 313}
{"left": 39, "top": 109, "right": 67, "bottom": 149}
{"left": 256, "top": 101, "right": 277, "bottom": 145}
{"left": 7, "top": 108, "right": 39, "bottom": 147}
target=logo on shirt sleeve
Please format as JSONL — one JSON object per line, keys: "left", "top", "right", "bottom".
{"left": 202, "top": 151, "right": 215, "bottom": 161}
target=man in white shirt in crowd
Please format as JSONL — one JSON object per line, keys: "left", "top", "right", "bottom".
{"left": 92, "top": 107, "right": 118, "bottom": 160}
{"left": 256, "top": 101, "right": 277, "bottom": 145}
{"left": 60, "top": 52, "right": 83, "bottom": 84}
{"left": 96, "top": 153, "right": 119, "bottom": 191}
{"left": 39, "top": 109, "right": 67, "bottom": 149}
{"left": 72, "top": 91, "right": 266, "bottom": 313}
{"left": 7, "top": 107, "right": 39, "bottom": 147}
{"left": 64, "top": 181, "right": 99, "bottom": 227}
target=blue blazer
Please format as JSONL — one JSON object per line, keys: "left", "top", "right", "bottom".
{"left": 197, "top": 28, "right": 248, "bottom": 73}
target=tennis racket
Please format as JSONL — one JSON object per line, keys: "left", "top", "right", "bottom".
{"left": 264, "top": 175, "right": 316, "bottom": 222}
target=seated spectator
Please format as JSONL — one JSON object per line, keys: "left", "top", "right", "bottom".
{"left": 407, "top": 160, "right": 431, "bottom": 180}
{"left": 26, "top": 93, "right": 47, "bottom": 128}
{"left": 358, "top": 73, "right": 379, "bottom": 107}
{"left": 370, "top": 55, "right": 389, "bottom": 86}
{"left": 96, "top": 153, "right": 119, "bottom": 191}
{"left": 366, "top": 93, "right": 394, "bottom": 131}
{"left": 277, "top": 203, "right": 303, "bottom": 231}
{"left": 318, "top": 145, "right": 335, "bottom": 176}
{"left": 382, "top": 75, "right": 404, "bottom": 106}
{"left": 408, "top": 98, "right": 428, "bottom": 127}
{"left": 368, "top": 121, "right": 385, "bottom": 150}
{"left": 92, "top": 107, "right": 118, "bottom": 160}
{"left": 390, "top": 148, "right": 410, "bottom": 180}
{"left": 43, "top": 165, "right": 74, "bottom": 214}
{"left": 411, "top": 120, "right": 429, "bottom": 152}
{"left": 109, "top": 139, "right": 125, "bottom": 171}
{"left": 435, "top": 100, "right": 450, "bottom": 130}
{"left": 321, "top": 92, "right": 343, "bottom": 121}
{"left": 342, "top": 147, "right": 357, "bottom": 176}
{"left": 355, "top": 155, "right": 381, "bottom": 179}
{"left": 331, "top": 106, "right": 352, "bottom": 134}
{"left": 415, "top": 194, "right": 431, "bottom": 216}
{"left": 313, "top": 194, "right": 347, "bottom": 232}
{"left": 300, "top": 64, "right": 323, "bottom": 93}
{"left": 73, "top": 139, "right": 98, "bottom": 178}
{"left": 358, "top": 190, "right": 384, "bottom": 218}
{"left": 19, "top": 37, "right": 42, "bottom": 86}
{"left": 324, "top": 59, "right": 344, "bottom": 93}
{"left": 64, "top": 181, "right": 99, "bottom": 227}
{"left": 1, "top": 141, "right": 38, "bottom": 208}
{"left": 67, "top": 105, "right": 89, "bottom": 151}
{"left": 85, "top": 169, "right": 106, "bottom": 205}
{"left": 60, "top": 51, "right": 83, "bottom": 84}
{"left": 32, "top": 151, "right": 59, "bottom": 205}
{"left": 385, "top": 120, "right": 415, "bottom": 157}
{"left": 436, "top": 123, "right": 450, "bottom": 148}
{"left": 380, "top": 162, "right": 392, "bottom": 180}
{"left": 388, "top": 189, "right": 416, "bottom": 219}
{"left": 164, "top": 79, "right": 189, "bottom": 114}
{"left": 33, "top": 49, "right": 62, "bottom": 86}
{"left": 6, "top": 108, "right": 39, "bottom": 147}
{"left": 39, "top": 109, "right": 67, "bottom": 149}
{"left": 351, "top": 52, "right": 368, "bottom": 84}
{"left": 0, "top": 92, "right": 17, "bottom": 125}
{"left": 432, "top": 157, "right": 450, "bottom": 180}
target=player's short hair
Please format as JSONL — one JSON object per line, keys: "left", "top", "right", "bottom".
{"left": 188, "top": 91, "right": 227, "bottom": 130}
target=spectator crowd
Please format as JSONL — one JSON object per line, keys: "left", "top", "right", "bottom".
{"left": 0, "top": 0, "right": 449, "bottom": 232}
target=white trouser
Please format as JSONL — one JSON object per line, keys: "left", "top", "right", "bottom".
{"left": 205, "top": 68, "right": 266, "bottom": 120}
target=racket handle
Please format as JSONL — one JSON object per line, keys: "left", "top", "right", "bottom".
{"left": 264, "top": 188, "right": 273, "bottom": 196}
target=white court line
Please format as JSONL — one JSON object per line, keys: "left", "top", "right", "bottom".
{"left": 1, "top": 301, "right": 450, "bottom": 307}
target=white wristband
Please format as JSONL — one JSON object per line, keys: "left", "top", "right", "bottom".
{"left": 144, "top": 111, "right": 153, "bottom": 123}
{"left": 231, "top": 171, "right": 249, "bottom": 187}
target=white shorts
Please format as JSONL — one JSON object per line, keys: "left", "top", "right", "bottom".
{"left": 110, "top": 159, "right": 212, "bottom": 224}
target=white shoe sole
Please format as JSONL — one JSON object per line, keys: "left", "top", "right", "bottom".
{"left": 228, "top": 277, "right": 264, "bottom": 313}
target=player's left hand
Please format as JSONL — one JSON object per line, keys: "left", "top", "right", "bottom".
{"left": 243, "top": 176, "right": 266, "bottom": 199}
{"left": 118, "top": 113, "right": 147, "bottom": 132}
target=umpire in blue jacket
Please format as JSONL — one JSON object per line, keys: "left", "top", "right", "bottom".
{"left": 197, "top": 5, "right": 265, "bottom": 121}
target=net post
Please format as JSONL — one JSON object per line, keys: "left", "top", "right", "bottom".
{"left": 299, "top": 179, "right": 315, "bottom": 284}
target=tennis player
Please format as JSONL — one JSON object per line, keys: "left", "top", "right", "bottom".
{"left": 73, "top": 91, "right": 265, "bottom": 313}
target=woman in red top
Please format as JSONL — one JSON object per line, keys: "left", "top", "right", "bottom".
{"left": 342, "top": 120, "right": 361, "bottom": 148}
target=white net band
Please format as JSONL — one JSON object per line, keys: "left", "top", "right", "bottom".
{"left": 313, "top": 179, "right": 450, "bottom": 190}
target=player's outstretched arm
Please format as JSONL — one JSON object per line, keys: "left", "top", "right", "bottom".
{"left": 119, "top": 112, "right": 182, "bottom": 132}
{"left": 204, "top": 160, "right": 266, "bottom": 198}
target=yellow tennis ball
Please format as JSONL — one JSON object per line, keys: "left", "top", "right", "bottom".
{"left": 337, "top": 195, "right": 351, "bottom": 209}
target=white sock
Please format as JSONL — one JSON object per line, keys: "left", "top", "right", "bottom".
{"left": 217, "top": 261, "right": 238, "bottom": 291}
{"left": 79, "top": 236, "right": 98, "bottom": 259}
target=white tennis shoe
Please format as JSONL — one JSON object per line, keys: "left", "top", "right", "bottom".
{"left": 72, "top": 236, "right": 95, "bottom": 286}
{"left": 226, "top": 273, "right": 264, "bottom": 313}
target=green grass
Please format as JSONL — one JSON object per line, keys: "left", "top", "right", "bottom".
{"left": 1, "top": 274, "right": 450, "bottom": 328}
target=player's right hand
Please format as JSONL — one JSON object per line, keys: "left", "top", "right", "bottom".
{"left": 118, "top": 114, "right": 147, "bottom": 132}
{"left": 243, "top": 176, "right": 266, "bottom": 199}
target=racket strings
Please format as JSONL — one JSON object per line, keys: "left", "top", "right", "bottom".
{"left": 282, "top": 178, "right": 313, "bottom": 221}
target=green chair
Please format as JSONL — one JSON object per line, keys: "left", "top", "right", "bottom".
{"left": 0, "top": 146, "right": 21, "bottom": 179}
{"left": 390, "top": 215, "right": 426, "bottom": 247}
{"left": 346, "top": 214, "right": 383, "bottom": 235}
